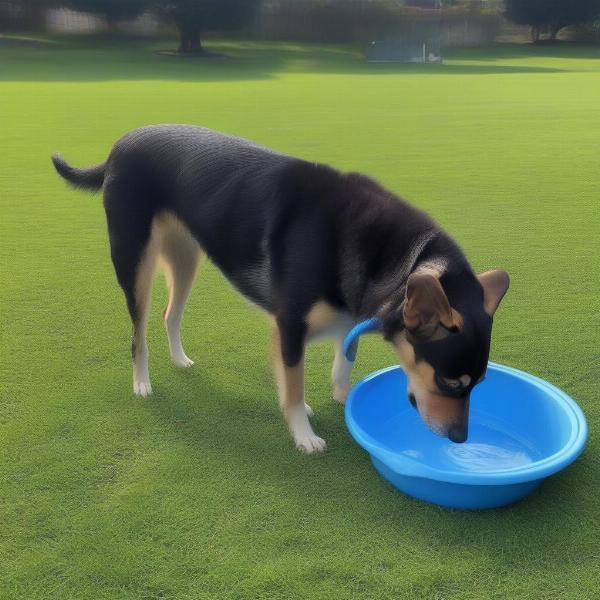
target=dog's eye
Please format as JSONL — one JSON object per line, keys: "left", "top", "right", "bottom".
{"left": 439, "top": 377, "right": 462, "bottom": 390}
{"left": 435, "top": 374, "right": 472, "bottom": 397}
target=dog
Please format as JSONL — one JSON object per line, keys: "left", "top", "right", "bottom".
{"left": 52, "top": 124, "right": 509, "bottom": 453}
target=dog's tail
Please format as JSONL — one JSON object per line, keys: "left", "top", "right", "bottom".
{"left": 51, "top": 154, "right": 105, "bottom": 192}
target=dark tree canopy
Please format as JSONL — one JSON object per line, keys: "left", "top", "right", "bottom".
{"left": 6, "top": 0, "right": 59, "bottom": 30}
{"left": 505, "top": 0, "right": 600, "bottom": 41}
{"left": 66, "top": 0, "right": 150, "bottom": 25}
{"left": 155, "top": 0, "right": 261, "bottom": 54}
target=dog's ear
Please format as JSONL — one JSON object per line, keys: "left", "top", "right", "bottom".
{"left": 403, "top": 272, "right": 461, "bottom": 338}
{"left": 477, "top": 270, "right": 510, "bottom": 316}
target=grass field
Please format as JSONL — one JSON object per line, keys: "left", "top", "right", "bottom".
{"left": 1, "top": 36, "right": 599, "bottom": 599}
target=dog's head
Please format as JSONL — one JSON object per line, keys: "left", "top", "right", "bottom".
{"left": 381, "top": 268, "right": 509, "bottom": 443}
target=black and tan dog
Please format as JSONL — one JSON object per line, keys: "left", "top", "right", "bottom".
{"left": 52, "top": 125, "right": 509, "bottom": 453}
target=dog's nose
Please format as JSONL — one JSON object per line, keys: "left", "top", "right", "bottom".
{"left": 407, "top": 393, "right": 417, "bottom": 409}
{"left": 448, "top": 424, "right": 467, "bottom": 444}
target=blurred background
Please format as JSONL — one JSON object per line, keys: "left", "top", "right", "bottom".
{"left": 2, "top": 0, "right": 599, "bottom": 53}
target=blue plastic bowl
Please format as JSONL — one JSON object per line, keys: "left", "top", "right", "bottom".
{"left": 345, "top": 362, "right": 587, "bottom": 509}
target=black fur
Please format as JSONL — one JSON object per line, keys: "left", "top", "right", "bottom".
{"left": 51, "top": 154, "right": 105, "bottom": 191}
{"left": 53, "top": 125, "right": 496, "bottom": 442}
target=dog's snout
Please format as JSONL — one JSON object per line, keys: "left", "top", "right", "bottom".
{"left": 448, "top": 424, "right": 468, "bottom": 444}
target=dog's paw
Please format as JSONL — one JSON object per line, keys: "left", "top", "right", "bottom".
{"left": 295, "top": 434, "right": 327, "bottom": 454}
{"left": 304, "top": 402, "right": 314, "bottom": 417}
{"left": 134, "top": 380, "right": 153, "bottom": 397}
{"left": 172, "top": 354, "right": 194, "bottom": 368}
{"left": 333, "top": 385, "right": 349, "bottom": 404}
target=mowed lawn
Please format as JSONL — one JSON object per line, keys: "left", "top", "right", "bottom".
{"left": 1, "top": 36, "right": 599, "bottom": 599}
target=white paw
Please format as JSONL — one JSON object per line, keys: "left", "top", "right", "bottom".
{"left": 304, "top": 402, "right": 314, "bottom": 417}
{"left": 333, "top": 385, "right": 349, "bottom": 404}
{"left": 172, "top": 354, "right": 194, "bottom": 368}
{"left": 295, "top": 434, "right": 327, "bottom": 454}
{"left": 134, "top": 380, "right": 152, "bottom": 397}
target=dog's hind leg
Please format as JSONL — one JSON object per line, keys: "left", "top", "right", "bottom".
{"left": 158, "top": 215, "right": 202, "bottom": 368}
{"left": 130, "top": 241, "right": 159, "bottom": 396}
{"left": 104, "top": 181, "right": 157, "bottom": 396}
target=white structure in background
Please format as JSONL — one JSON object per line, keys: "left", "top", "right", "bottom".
{"left": 46, "top": 8, "right": 160, "bottom": 35}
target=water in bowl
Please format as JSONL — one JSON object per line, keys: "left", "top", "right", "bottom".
{"left": 379, "top": 408, "right": 543, "bottom": 474}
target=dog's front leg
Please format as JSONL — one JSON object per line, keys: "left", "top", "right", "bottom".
{"left": 272, "top": 320, "right": 326, "bottom": 454}
{"left": 331, "top": 335, "right": 353, "bottom": 404}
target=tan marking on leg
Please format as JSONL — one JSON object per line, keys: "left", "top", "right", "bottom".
{"left": 305, "top": 301, "right": 355, "bottom": 403}
{"left": 155, "top": 212, "right": 203, "bottom": 367}
{"left": 271, "top": 327, "right": 285, "bottom": 409}
{"left": 306, "top": 301, "right": 354, "bottom": 341}
{"left": 132, "top": 227, "right": 161, "bottom": 396}
{"left": 331, "top": 335, "right": 353, "bottom": 404}
{"left": 306, "top": 301, "right": 339, "bottom": 337}
{"left": 271, "top": 326, "right": 326, "bottom": 453}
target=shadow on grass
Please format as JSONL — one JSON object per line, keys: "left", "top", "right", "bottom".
{"left": 140, "top": 356, "right": 593, "bottom": 573}
{"left": 0, "top": 36, "right": 586, "bottom": 83}
{"left": 449, "top": 41, "right": 600, "bottom": 62}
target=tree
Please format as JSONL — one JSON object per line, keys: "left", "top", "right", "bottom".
{"left": 505, "top": 0, "right": 600, "bottom": 42}
{"left": 6, "top": 0, "right": 58, "bottom": 31}
{"left": 155, "top": 0, "right": 261, "bottom": 54}
{"left": 66, "top": 0, "right": 150, "bottom": 27}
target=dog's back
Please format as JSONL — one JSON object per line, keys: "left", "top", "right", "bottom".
{"left": 53, "top": 123, "right": 293, "bottom": 203}
{"left": 107, "top": 124, "right": 292, "bottom": 186}
{"left": 52, "top": 124, "right": 450, "bottom": 317}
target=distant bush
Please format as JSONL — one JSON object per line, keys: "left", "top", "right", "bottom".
{"left": 65, "top": 0, "right": 150, "bottom": 27}
{"left": 571, "top": 18, "right": 600, "bottom": 41}
{"left": 505, "top": 0, "right": 600, "bottom": 42}
{"left": 0, "top": 0, "right": 54, "bottom": 31}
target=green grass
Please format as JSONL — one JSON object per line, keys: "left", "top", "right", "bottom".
{"left": 1, "top": 35, "right": 599, "bottom": 599}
